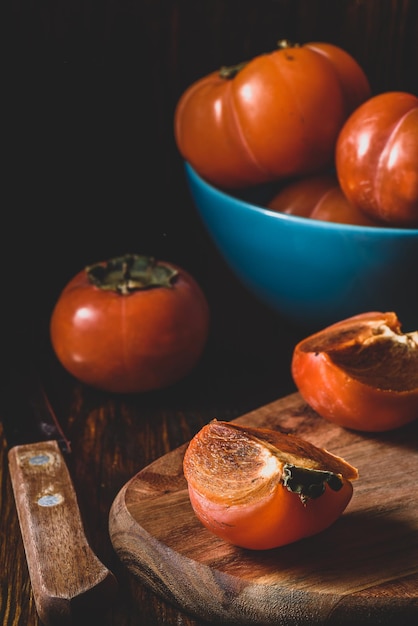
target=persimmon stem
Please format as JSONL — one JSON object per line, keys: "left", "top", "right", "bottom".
{"left": 86, "top": 254, "right": 178, "bottom": 295}
{"left": 276, "top": 39, "right": 299, "bottom": 50}
{"left": 283, "top": 464, "right": 343, "bottom": 504}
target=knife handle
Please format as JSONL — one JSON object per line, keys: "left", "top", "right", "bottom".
{"left": 8, "top": 439, "right": 118, "bottom": 626}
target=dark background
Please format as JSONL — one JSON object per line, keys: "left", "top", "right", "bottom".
{"left": 2, "top": 0, "right": 418, "bottom": 402}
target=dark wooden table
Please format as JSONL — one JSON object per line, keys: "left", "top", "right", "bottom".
{"left": 0, "top": 248, "right": 301, "bottom": 626}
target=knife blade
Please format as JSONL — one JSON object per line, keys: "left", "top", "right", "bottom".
{"left": 3, "top": 362, "right": 118, "bottom": 626}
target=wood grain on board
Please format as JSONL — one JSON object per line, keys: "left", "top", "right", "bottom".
{"left": 109, "top": 393, "right": 418, "bottom": 625}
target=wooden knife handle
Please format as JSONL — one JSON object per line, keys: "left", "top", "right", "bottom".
{"left": 8, "top": 439, "right": 118, "bottom": 626}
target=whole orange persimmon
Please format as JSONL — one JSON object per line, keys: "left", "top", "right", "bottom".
{"left": 266, "top": 174, "right": 382, "bottom": 226}
{"left": 50, "top": 254, "right": 210, "bottom": 393}
{"left": 335, "top": 92, "right": 418, "bottom": 227}
{"left": 175, "top": 40, "right": 370, "bottom": 189}
{"left": 183, "top": 420, "right": 358, "bottom": 550}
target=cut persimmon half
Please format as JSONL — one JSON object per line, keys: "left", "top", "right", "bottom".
{"left": 291, "top": 311, "right": 418, "bottom": 432}
{"left": 183, "top": 420, "right": 358, "bottom": 550}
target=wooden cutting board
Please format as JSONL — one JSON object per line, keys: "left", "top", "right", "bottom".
{"left": 109, "top": 393, "right": 418, "bottom": 625}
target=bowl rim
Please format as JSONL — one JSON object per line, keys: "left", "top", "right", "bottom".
{"left": 184, "top": 161, "right": 418, "bottom": 237}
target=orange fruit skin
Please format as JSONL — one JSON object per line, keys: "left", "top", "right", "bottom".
{"left": 335, "top": 92, "right": 418, "bottom": 227}
{"left": 187, "top": 479, "right": 353, "bottom": 550}
{"left": 267, "top": 174, "right": 382, "bottom": 226}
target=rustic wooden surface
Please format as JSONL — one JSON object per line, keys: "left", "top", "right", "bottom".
{"left": 109, "top": 392, "right": 418, "bottom": 625}
{"left": 0, "top": 302, "right": 300, "bottom": 626}
{"left": 1, "top": 1, "right": 417, "bottom": 624}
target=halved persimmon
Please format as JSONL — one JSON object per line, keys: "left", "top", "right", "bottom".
{"left": 291, "top": 311, "right": 418, "bottom": 432}
{"left": 183, "top": 420, "right": 358, "bottom": 550}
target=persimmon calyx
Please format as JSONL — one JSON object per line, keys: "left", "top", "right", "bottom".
{"left": 219, "top": 40, "right": 299, "bottom": 80}
{"left": 219, "top": 61, "right": 248, "bottom": 80}
{"left": 86, "top": 254, "right": 178, "bottom": 295}
{"left": 283, "top": 464, "right": 343, "bottom": 504}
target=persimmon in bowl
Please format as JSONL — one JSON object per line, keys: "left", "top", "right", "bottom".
{"left": 184, "top": 162, "right": 418, "bottom": 332}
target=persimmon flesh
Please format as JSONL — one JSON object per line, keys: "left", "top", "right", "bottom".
{"left": 292, "top": 311, "right": 418, "bottom": 432}
{"left": 183, "top": 420, "right": 357, "bottom": 550}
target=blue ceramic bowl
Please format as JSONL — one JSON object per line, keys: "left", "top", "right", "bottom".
{"left": 185, "top": 162, "right": 418, "bottom": 332}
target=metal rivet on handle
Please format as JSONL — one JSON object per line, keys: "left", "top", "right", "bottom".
{"left": 29, "top": 454, "right": 50, "bottom": 466}
{"left": 37, "top": 494, "right": 64, "bottom": 507}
